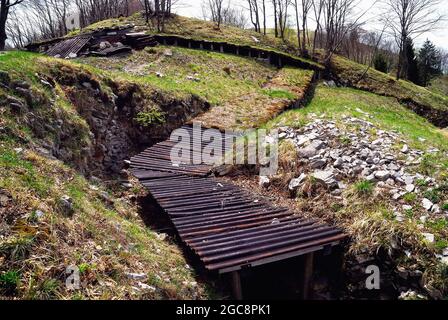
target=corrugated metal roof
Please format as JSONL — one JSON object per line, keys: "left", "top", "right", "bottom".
{"left": 46, "top": 36, "right": 92, "bottom": 59}
{"left": 130, "top": 125, "right": 346, "bottom": 273}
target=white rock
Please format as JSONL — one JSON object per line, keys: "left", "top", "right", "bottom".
{"left": 374, "top": 170, "right": 390, "bottom": 181}
{"left": 298, "top": 145, "right": 318, "bottom": 158}
{"left": 395, "top": 213, "right": 405, "bottom": 222}
{"left": 289, "top": 173, "right": 307, "bottom": 191}
{"left": 443, "top": 248, "right": 448, "bottom": 257}
{"left": 422, "top": 233, "right": 435, "bottom": 243}
{"left": 34, "top": 210, "right": 45, "bottom": 219}
{"left": 420, "top": 215, "right": 428, "bottom": 224}
{"left": 405, "top": 184, "right": 415, "bottom": 193}
{"left": 431, "top": 204, "right": 441, "bottom": 214}
{"left": 312, "top": 170, "right": 338, "bottom": 189}
{"left": 403, "top": 205, "right": 413, "bottom": 211}
{"left": 401, "top": 144, "right": 409, "bottom": 154}
{"left": 259, "top": 176, "right": 270, "bottom": 188}
{"left": 138, "top": 282, "right": 156, "bottom": 291}
{"left": 422, "top": 198, "right": 433, "bottom": 211}
{"left": 125, "top": 272, "right": 147, "bottom": 281}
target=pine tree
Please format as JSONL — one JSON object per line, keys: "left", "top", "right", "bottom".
{"left": 418, "top": 39, "right": 443, "bottom": 86}
{"left": 373, "top": 53, "right": 388, "bottom": 73}
{"left": 404, "top": 38, "right": 420, "bottom": 85}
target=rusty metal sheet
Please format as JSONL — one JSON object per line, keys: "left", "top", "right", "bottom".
{"left": 46, "top": 36, "right": 92, "bottom": 59}
{"left": 130, "top": 125, "right": 346, "bottom": 273}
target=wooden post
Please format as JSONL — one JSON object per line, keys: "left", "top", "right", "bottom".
{"left": 188, "top": 41, "right": 191, "bottom": 49}
{"left": 231, "top": 271, "right": 243, "bottom": 300}
{"left": 220, "top": 44, "right": 224, "bottom": 53}
{"left": 302, "top": 253, "right": 314, "bottom": 300}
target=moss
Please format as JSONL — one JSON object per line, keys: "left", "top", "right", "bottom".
{"left": 0, "top": 50, "right": 215, "bottom": 300}
{"left": 135, "top": 109, "right": 166, "bottom": 127}
{"left": 263, "top": 89, "right": 295, "bottom": 100}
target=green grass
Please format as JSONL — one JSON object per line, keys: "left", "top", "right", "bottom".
{"left": 331, "top": 55, "right": 448, "bottom": 113}
{"left": 0, "top": 50, "right": 214, "bottom": 300}
{"left": 354, "top": 180, "right": 374, "bottom": 196}
{"left": 0, "top": 51, "right": 42, "bottom": 81}
{"left": 0, "top": 270, "right": 20, "bottom": 294}
{"left": 135, "top": 110, "right": 166, "bottom": 126}
{"left": 267, "top": 85, "right": 448, "bottom": 152}
{"left": 429, "top": 75, "right": 448, "bottom": 97}
{"left": 263, "top": 89, "right": 295, "bottom": 100}
{"left": 268, "top": 83, "right": 448, "bottom": 295}
{"left": 79, "top": 46, "right": 278, "bottom": 106}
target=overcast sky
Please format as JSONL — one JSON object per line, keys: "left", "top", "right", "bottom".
{"left": 173, "top": 0, "right": 448, "bottom": 50}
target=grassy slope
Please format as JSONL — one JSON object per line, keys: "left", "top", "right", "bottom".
{"left": 80, "top": 45, "right": 278, "bottom": 106}
{"left": 79, "top": 46, "right": 314, "bottom": 130}
{"left": 0, "top": 51, "right": 212, "bottom": 300}
{"left": 268, "top": 85, "right": 448, "bottom": 296}
{"left": 74, "top": 13, "right": 297, "bottom": 54}
{"left": 429, "top": 75, "right": 448, "bottom": 97}
{"left": 331, "top": 55, "right": 448, "bottom": 113}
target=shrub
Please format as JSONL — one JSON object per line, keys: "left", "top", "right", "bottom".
{"left": 373, "top": 53, "right": 389, "bottom": 73}
{"left": 0, "top": 270, "right": 20, "bottom": 295}
{"left": 135, "top": 109, "right": 166, "bottom": 127}
{"left": 355, "top": 180, "right": 374, "bottom": 196}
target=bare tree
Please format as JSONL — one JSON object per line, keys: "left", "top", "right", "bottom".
{"left": 321, "top": 0, "right": 377, "bottom": 68}
{"left": 203, "top": 0, "right": 226, "bottom": 29}
{"left": 272, "top": 0, "right": 278, "bottom": 37}
{"left": 261, "top": 0, "right": 266, "bottom": 34}
{"left": 311, "top": 0, "right": 324, "bottom": 56}
{"left": 0, "top": 0, "right": 24, "bottom": 50}
{"left": 277, "top": 0, "right": 290, "bottom": 39}
{"left": 222, "top": 6, "right": 248, "bottom": 28}
{"left": 247, "top": 0, "right": 261, "bottom": 32}
{"left": 293, "top": 0, "right": 312, "bottom": 56}
{"left": 440, "top": 49, "right": 448, "bottom": 74}
{"left": 383, "top": 0, "right": 445, "bottom": 80}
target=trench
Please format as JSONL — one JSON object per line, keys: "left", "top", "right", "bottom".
{"left": 34, "top": 35, "right": 402, "bottom": 300}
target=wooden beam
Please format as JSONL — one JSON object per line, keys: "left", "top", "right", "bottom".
{"left": 302, "top": 252, "right": 314, "bottom": 300}
{"left": 231, "top": 271, "right": 243, "bottom": 300}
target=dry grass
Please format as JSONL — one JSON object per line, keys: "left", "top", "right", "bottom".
{"left": 194, "top": 67, "right": 314, "bottom": 130}
{"left": 0, "top": 51, "right": 215, "bottom": 300}
{"left": 75, "top": 13, "right": 299, "bottom": 56}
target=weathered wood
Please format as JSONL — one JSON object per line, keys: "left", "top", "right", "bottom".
{"left": 231, "top": 271, "right": 243, "bottom": 300}
{"left": 302, "top": 252, "right": 314, "bottom": 300}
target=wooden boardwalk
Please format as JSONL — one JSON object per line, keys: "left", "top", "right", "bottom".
{"left": 130, "top": 125, "right": 346, "bottom": 299}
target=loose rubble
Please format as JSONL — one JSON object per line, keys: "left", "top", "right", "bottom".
{"left": 268, "top": 116, "right": 448, "bottom": 298}
{"left": 276, "top": 117, "right": 443, "bottom": 216}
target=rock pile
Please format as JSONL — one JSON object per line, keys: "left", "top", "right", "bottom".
{"left": 273, "top": 117, "right": 447, "bottom": 217}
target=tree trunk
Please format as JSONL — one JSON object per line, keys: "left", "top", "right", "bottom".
{"left": 0, "top": 5, "right": 9, "bottom": 51}
{"left": 273, "top": 0, "right": 278, "bottom": 38}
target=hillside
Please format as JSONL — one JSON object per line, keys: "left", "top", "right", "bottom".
{"left": 1, "top": 13, "right": 448, "bottom": 300}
